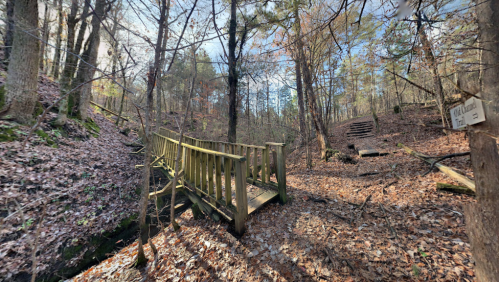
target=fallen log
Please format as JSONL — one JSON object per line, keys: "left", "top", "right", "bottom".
{"left": 90, "top": 101, "right": 129, "bottom": 121}
{"left": 436, "top": 182, "right": 475, "bottom": 196}
{"left": 422, "top": 152, "right": 470, "bottom": 176}
{"left": 397, "top": 143, "right": 475, "bottom": 192}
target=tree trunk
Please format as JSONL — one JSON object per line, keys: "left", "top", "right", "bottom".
{"left": 72, "top": 0, "right": 106, "bottom": 121}
{"left": 155, "top": 0, "right": 171, "bottom": 132}
{"left": 39, "top": 2, "right": 50, "bottom": 71}
{"left": 3, "top": 0, "right": 15, "bottom": 63}
{"left": 227, "top": 0, "right": 238, "bottom": 143}
{"left": 2, "top": 0, "right": 39, "bottom": 124}
{"left": 136, "top": 0, "right": 167, "bottom": 265}
{"left": 294, "top": 2, "right": 330, "bottom": 159}
{"left": 463, "top": 1, "right": 499, "bottom": 281}
{"left": 51, "top": 0, "right": 63, "bottom": 79}
{"left": 294, "top": 53, "right": 307, "bottom": 145}
{"left": 55, "top": 0, "right": 88, "bottom": 125}
{"left": 418, "top": 22, "right": 447, "bottom": 128}
{"left": 392, "top": 61, "right": 404, "bottom": 119}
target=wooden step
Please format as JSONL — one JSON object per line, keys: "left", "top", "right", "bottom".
{"left": 347, "top": 132, "right": 374, "bottom": 137}
{"left": 359, "top": 149, "right": 380, "bottom": 157}
{"left": 248, "top": 190, "right": 279, "bottom": 214}
{"left": 357, "top": 135, "right": 375, "bottom": 139}
{"left": 347, "top": 129, "right": 373, "bottom": 135}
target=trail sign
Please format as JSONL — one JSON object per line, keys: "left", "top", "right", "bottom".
{"left": 450, "top": 97, "right": 486, "bottom": 129}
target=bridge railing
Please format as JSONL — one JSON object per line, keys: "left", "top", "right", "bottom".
{"left": 151, "top": 132, "right": 248, "bottom": 234}
{"left": 158, "top": 127, "right": 287, "bottom": 204}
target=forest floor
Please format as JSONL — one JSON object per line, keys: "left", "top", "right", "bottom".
{"left": 71, "top": 106, "right": 476, "bottom": 282}
{"left": 0, "top": 75, "right": 143, "bottom": 281}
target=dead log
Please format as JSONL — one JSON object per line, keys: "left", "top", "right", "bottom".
{"left": 90, "top": 101, "right": 129, "bottom": 121}
{"left": 397, "top": 143, "right": 476, "bottom": 192}
{"left": 436, "top": 182, "right": 475, "bottom": 195}
{"left": 422, "top": 152, "right": 470, "bottom": 176}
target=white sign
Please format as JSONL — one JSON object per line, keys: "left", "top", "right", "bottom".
{"left": 450, "top": 97, "right": 486, "bottom": 129}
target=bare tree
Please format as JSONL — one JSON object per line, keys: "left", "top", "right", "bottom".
{"left": 463, "top": 1, "right": 499, "bottom": 281}
{"left": 1, "top": 0, "right": 40, "bottom": 123}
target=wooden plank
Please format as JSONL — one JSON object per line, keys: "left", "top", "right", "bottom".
{"left": 152, "top": 133, "right": 246, "bottom": 161}
{"left": 262, "top": 148, "right": 266, "bottom": 184}
{"left": 215, "top": 156, "right": 222, "bottom": 200}
{"left": 208, "top": 154, "right": 214, "bottom": 196}
{"left": 234, "top": 161, "right": 248, "bottom": 235}
{"left": 266, "top": 142, "right": 286, "bottom": 146}
{"left": 248, "top": 190, "right": 279, "bottom": 214}
{"left": 276, "top": 145, "right": 287, "bottom": 204}
{"left": 247, "top": 187, "right": 266, "bottom": 201}
{"left": 359, "top": 149, "right": 380, "bottom": 157}
{"left": 246, "top": 178, "right": 278, "bottom": 191}
{"left": 253, "top": 147, "right": 258, "bottom": 183}
{"left": 201, "top": 153, "right": 207, "bottom": 192}
{"left": 195, "top": 151, "right": 201, "bottom": 194}
{"left": 265, "top": 144, "right": 270, "bottom": 182}
{"left": 190, "top": 148, "right": 195, "bottom": 182}
{"left": 181, "top": 147, "right": 187, "bottom": 186}
{"left": 224, "top": 157, "right": 231, "bottom": 206}
{"left": 246, "top": 147, "right": 251, "bottom": 177}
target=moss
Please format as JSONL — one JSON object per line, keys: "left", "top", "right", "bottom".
{"left": 135, "top": 187, "right": 141, "bottom": 196}
{"left": 35, "top": 129, "right": 49, "bottom": 139}
{"left": 0, "top": 85, "right": 5, "bottom": 110}
{"left": 325, "top": 149, "right": 339, "bottom": 161}
{"left": 83, "top": 118, "right": 100, "bottom": 138}
{"left": 119, "top": 213, "right": 138, "bottom": 229}
{"left": 34, "top": 101, "right": 44, "bottom": 117}
{"left": 0, "top": 124, "right": 18, "bottom": 142}
{"left": 63, "top": 244, "right": 83, "bottom": 260}
{"left": 35, "top": 129, "right": 57, "bottom": 146}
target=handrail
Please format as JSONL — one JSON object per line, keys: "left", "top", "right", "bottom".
{"left": 149, "top": 131, "right": 249, "bottom": 234}
{"left": 153, "top": 132, "right": 246, "bottom": 161}
{"left": 158, "top": 127, "right": 287, "bottom": 205}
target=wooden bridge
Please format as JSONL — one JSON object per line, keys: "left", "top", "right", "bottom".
{"left": 139, "top": 128, "right": 287, "bottom": 235}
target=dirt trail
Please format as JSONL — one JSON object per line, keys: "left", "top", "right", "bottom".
{"left": 72, "top": 106, "right": 476, "bottom": 281}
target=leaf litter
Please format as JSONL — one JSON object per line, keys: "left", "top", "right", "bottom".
{"left": 70, "top": 106, "right": 476, "bottom": 281}
{"left": 0, "top": 74, "right": 142, "bottom": 280}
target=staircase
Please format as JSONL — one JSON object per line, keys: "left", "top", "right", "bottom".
{"left": 346, "top": 120, "right": 380, "bottom": 157}
{"left": 346, "top": 121, "right": 375, "bottom": 139}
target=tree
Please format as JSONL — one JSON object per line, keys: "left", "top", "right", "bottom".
{"left": 1, "top": 0, "right": 40, "bottom": 123}
{"left": 3, "top": 0, "right": 15, "bottom": 63}
{"left": 55, "top": 0, "right": 90, "bottom": 125}
{"left": 227, "top": 0, "right": 238, "bottom": 143}
{"left": 463, "top": 1, "right": 499, "bottom": 281}
{"left": 51, "top": 0, "right": 63, "bottom": 79}
{"left": 70, "top": 0, "right": 107, "bottom": 121}
{"left": 293, "top": 0, "right": 330, "bottom": 159}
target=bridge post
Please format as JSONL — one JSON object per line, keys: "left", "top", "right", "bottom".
{"left": 234, "top": 160, "right": 248, "bottom": 235}
{"left": 276, "top": 145, "right": 287, "bottom": 204}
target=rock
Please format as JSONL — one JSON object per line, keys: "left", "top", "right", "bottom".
{"left": 248, "top": 250, "right": 259, "bottom": 258}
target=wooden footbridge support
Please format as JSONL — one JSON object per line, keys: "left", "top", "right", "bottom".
{"left": 138, "top": 128, "right": 287, "bottom": 235}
